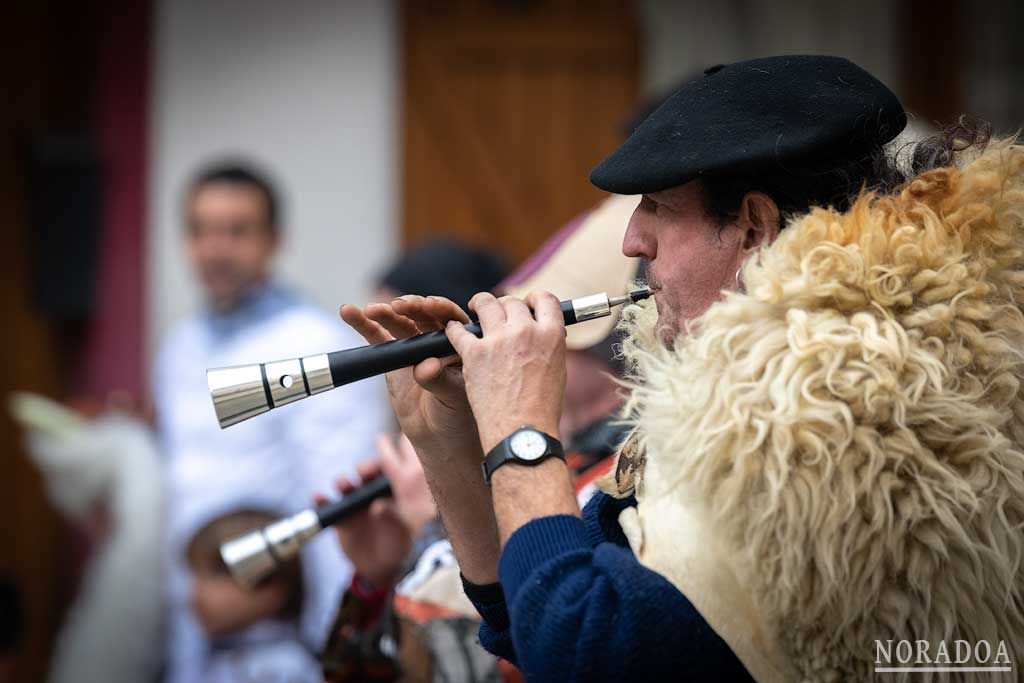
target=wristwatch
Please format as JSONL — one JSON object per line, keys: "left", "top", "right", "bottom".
{"left": 482, "top": 427, "right": 565, "bottom": 485}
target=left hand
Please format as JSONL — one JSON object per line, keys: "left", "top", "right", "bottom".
{"left": 446, "top": 291, "right": 567, "bottom": 453}
{"left": 339, "top": 297, "right": 481, "bottom": 464}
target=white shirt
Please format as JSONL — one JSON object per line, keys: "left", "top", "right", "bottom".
{"left": 154, "top": 283, "right": 387, "bottom": 683}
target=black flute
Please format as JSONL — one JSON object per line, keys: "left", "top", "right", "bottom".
{"left": 207, "top": 288, "right": 654, "bottom": 429}
{"left": 213, "top": 288, "right": 654, "bottom": 586}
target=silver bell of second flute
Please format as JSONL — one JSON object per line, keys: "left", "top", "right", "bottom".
{"left": 220, "top": 510, "right": 321, "bottom": 587}
{"left": 207, "top": 287, "right": 655, "bottom": 430}
{"left": 221, "top": 477, "right": 394, "bottom": 587}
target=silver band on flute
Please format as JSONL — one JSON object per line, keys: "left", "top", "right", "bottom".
{"left": 208, "top": 353, "right": 333, "bottom": 428}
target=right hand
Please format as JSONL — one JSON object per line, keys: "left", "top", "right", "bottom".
{"left": 339, "top": 296, "right": 481, "bottom": 459}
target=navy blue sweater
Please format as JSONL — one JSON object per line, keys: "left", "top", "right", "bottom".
{"left": 463, "top": 492, "right": 754, "bottom": 682}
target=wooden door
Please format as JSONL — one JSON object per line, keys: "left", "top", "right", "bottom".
{"left": 402, "top": 0, "right": 639, "bottom": 266}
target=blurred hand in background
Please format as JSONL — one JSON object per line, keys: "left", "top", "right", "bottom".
{"left": 320, "top": 433, "right": 436, "bottom": 589}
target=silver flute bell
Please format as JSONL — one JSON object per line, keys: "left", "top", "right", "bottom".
{"left": 219, "top": 509, "right": 321, "bottom": 587}
{"left": 207, "top": 353, "right": 334, "bottom": 428}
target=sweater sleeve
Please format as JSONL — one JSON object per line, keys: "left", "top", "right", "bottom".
{"left": 462, "top": 492, "right": 630, "bottom": 665}
{"left": 461, "top": 576, "right": 516, "bottom": 662}
{"left": 496, "top": 496, "right": 753, "bottom": 682}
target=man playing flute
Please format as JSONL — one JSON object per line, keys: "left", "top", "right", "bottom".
{"left": 342, "top": 56, "right": 1024, "bottom": 681}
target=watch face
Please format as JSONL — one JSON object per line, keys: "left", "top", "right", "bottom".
{"left": 509, "top": 429, "right": 548, "bottom": 461}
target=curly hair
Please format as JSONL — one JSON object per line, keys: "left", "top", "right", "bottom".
{"left": 701, "top": 117, "right": 994, "bottom": 225}
{"left": 620, "top": 137, "right": 1024, "bottom": 681}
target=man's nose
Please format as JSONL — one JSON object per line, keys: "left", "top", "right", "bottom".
{"left": 622, "top": 213, "right": 655, "bottom": 260}
{"left": 204, "top": 230, "right": 236, "bottom": 253}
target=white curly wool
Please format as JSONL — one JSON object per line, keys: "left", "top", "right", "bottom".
{"left": 612, "top": 142, "right": 1024, "bottom": 682}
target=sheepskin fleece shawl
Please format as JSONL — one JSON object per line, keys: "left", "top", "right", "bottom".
{"left": 610, "top": 142, "right": 1024, "bottom": 682}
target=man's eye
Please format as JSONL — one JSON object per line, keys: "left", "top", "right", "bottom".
{"left": 645, "top": 197, "right": 673, "bottom": 215}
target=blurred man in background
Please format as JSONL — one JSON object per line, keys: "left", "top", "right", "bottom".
{"left": 153, "top": 163, "right": 387, "bottom": 682}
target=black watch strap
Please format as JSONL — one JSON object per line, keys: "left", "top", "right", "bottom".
{"left": 482, "top": 427, "right": 565, "bottom": 485}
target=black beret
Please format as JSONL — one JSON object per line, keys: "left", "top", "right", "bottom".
{"left": 591, "top": 55, "right": 906, "bottom": 195}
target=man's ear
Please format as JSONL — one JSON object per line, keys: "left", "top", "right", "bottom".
{"left": 737, "top": 192, "right": 780, "bottom": 252}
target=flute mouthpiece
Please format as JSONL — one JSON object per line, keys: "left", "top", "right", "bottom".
{"left": 608, "top": 286, "right": 657, "bottom": 308}
{"left": 630, "top": 285, "right": 658, "bottom": 301}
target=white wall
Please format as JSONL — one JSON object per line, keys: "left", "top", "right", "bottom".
{"left": 148, "top": 0, "right": 398, "bottom": 357}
